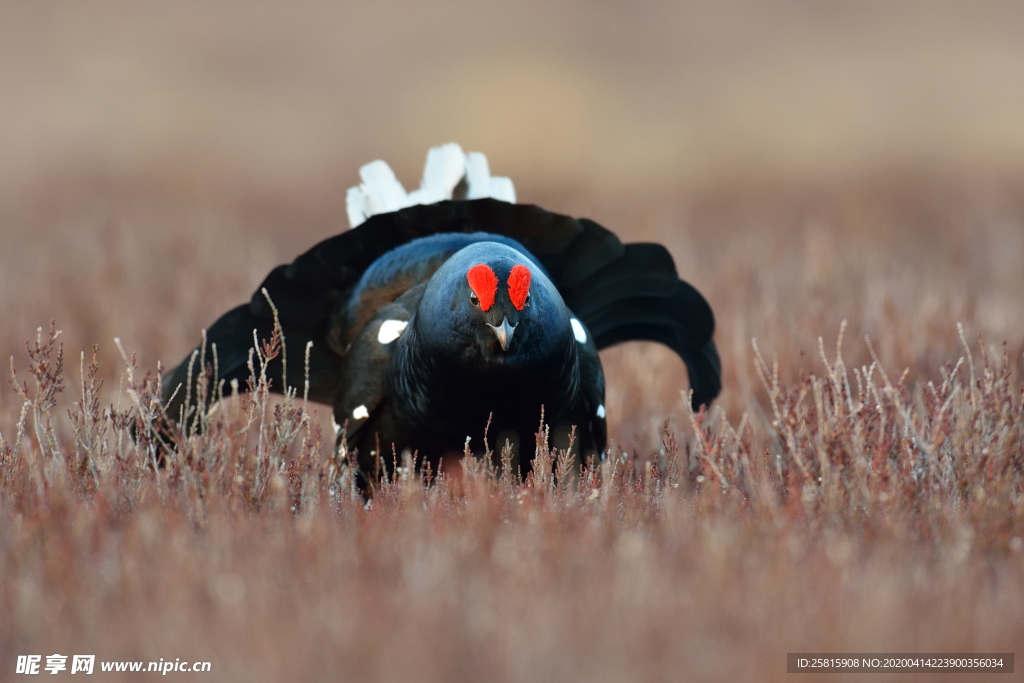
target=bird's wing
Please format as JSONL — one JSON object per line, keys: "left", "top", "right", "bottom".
{"left": 334, "top": 284, "right": 423, "bottom": 441}
{"left": 569, "top": 317, "right": 607, "bottom": 458}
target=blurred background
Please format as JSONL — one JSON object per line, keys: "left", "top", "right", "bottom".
{"left": 4, "top": 0, "right": 1024, "bottom": 193}
{"left": 2, "top": 0, "right": 1023, "bottom": 450}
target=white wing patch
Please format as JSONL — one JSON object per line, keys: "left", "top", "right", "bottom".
{"left": 353, "top": 405, "right": 370, "bottom": 420}
{"left": 346, "top": 143, "right": 516, "bottom": 228}
{"left": 377, "top": 319, "right": 408, "bottom": 344}
{"left": 596, "top": 404, "right": 606, "bottom": 419}
{"left": 570, "top": 318, "right": 588, "bottom": 343}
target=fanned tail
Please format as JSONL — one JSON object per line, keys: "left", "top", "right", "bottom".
{"left": 162, "top": 196, "right": 721, "bottom": 424}
{"left": 559, "top": 240, "right": 719, "bottom": 409}
{"left": 161, "top": 303, "right": 339, "bottom": 428}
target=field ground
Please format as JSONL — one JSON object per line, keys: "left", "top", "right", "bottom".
{"left": 2, "top": 1, "right": 1024, "bottom": 680}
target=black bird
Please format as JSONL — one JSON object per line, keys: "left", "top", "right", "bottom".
{"left": 162, "top": 198, "right": 719, "bottom": 482}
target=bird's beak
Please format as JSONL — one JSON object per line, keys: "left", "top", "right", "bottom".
{"left": 486, "top": 316, "right": 517, "bottom": 351}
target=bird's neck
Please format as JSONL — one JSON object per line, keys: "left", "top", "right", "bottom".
{"left": 387, "top": 317, "right": 581, "bottom": 440}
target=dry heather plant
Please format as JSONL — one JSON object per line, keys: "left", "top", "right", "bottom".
{"left": 1, "top": 313, "right": 1021, "bottom": 681}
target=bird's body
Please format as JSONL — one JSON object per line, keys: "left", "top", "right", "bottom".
{"left": 323, "top": 231, "right": 606, "bottom": 478}
{"left": 163, "top": 148, "right": 720, "bottom": 486}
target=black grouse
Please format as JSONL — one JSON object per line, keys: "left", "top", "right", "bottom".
{"left": 162, "top": 146, "right": 720, "bottom": 483}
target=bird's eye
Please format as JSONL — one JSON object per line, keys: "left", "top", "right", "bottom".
{"left": 470, "top": 292, "right": 480, "bottom": 306}
{"left": 525, "top": 294, "right": 532, "bottom": 306}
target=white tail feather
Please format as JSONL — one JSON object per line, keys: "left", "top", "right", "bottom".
{"left": 486, "top": 176, "right": 516, "bottom": 204}
{"left": 420, "top": 143, "right": 466, "bottom": 201}
{"left": 360, "top": 160, "right": 407, "bottom": 212}
{"left": 346, "top": 144, "right": 515, "bottom": 228}
{"left": 464, "top": 152, "right": 490, "bottom": 199}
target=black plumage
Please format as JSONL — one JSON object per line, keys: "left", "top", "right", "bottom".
{"left": 162, "top": 198, "right": 720, "bottom": 482}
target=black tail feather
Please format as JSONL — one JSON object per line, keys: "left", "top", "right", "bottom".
{"left": 563, "top": 243, "right": 719, "bottom": 408}
{"left": 161, "top": 303, "right": 339, "bottom": 428}
{"left": 682, "top": 340, "right": 721, "bottom": 410}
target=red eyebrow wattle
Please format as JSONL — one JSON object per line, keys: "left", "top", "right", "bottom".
{"left": 507, "top": 264, "right": 531, "bottom": 310}
{"left": 467, "top": 264, "right": 498, "bottom": 311}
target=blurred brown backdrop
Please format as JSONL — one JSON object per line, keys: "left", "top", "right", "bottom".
{"left": 4, "top": 0, "right": 1024, "bottom": 193}
{"left": 2, "top": 0, "right": 1023, "bottom": 450}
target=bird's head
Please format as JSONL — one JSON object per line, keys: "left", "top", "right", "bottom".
{"left": 415, "top": 242, "right": 572, "bottom": 368}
